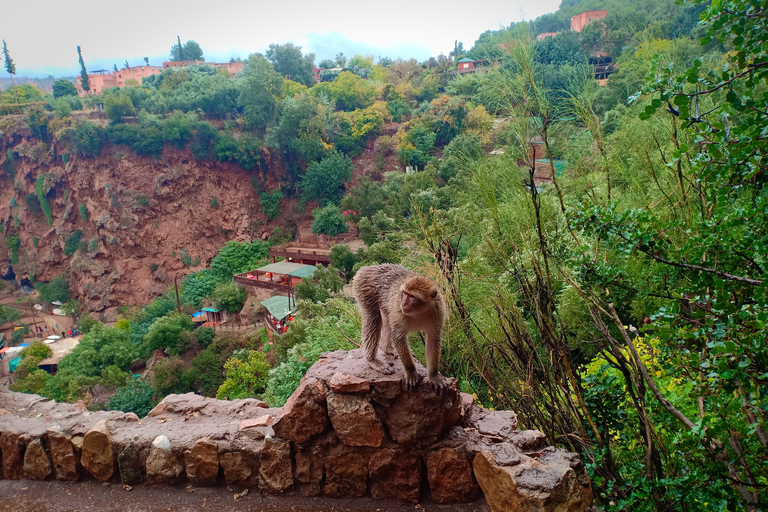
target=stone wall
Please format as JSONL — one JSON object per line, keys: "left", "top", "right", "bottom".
{"left": 0, "top": 349, "right": 594, "bottom": 511}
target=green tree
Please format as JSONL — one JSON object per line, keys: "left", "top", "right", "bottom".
{"left": 329, "top": 245, "right": 358, "bottom": 282}
{"left": 300, "top": 150, "right": 353, "bottom": 205}
{"left": 259, "top": 190, "right": 283, "bottom": 220}
{"left": 170, "top": 39, "right": 204, "bottom": 62}
{"left": 0, "top": 305, "right": 20, "bottom": 328}
{"left": 237, "top": 53, "right": 283, "bottom": 128}
{"left": 108, "top": 378, "right": 153, "bottom": 417}
{"left": 318, "top": 59, "right": 335, "bottom": 69}
{"left": 265, "top": 43, "right": 315, "bottom": 87}
{"left": 141, "top": 313, "right": 194, "bottom": 355}
{"left": 104, "top": 93, "right": 136, "bottom": 123}
{"left": 335, "top": 52, "right": 346, "bottom": 68}
{"left": 294, "top": 265, "right": 345, "bottom": 302}
{"left": 36, "top": 275, "right": 70, "bottom": 303}
{"left": 312, "top": 71, "right": 376, "bottom": 111}
{"left": 310, "top": 203, "right": 348, "bottom": 237}
{"left": 216, "top": 350, "right": 270, "bottom": 400}
{"left": 58, "top": 324, "right": 137, "bottom": 377}
{"left": 3, "top": 40, "right": 16, "bottom": 87}
{"left": 210, "top": 281, "right": 247, "bottom": 314}
{"left": 77, "top": 46, "right": 89, "bottom": 94}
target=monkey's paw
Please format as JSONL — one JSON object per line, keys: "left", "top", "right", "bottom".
{"left": 428, "top": 373, "right": 450, "bottom": 396}
{"left": 404, "top": 371, "right": 420, "bottom": 392}
{"left": 367, "top": 358, "right": 395, "bottom": 375}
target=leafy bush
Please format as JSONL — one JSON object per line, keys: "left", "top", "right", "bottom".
{"left": 105, "top": 93, "right": 136, "bottom": 123}
{"left": 36, "top": 275, "right": 70, "bottom": 303}
{"left": 211, "top": 281, "right": 247, "bottom": 313}
{"left": 32, "top": 236, "right": 38, "bottom": 248}
{"left": 100, "top": 365, "right": 130, "bottom": 388}
{"left": 162, "top": 112, "right": 194, "bottom": 148}
{"left": 190, "top": 122, "right": 218, "bottom": 160}
{"left": 74, "top": 120, "right": 104, "bottom": 156}
{"left": 58, "top": 324, "right": 137, "bottom": 377}
{"left": 151, "top": 356, "right": 191, "bottom": 397}
{"left": 310, "top": 204, "right": 348, "bottom": 237}
{"left": 25, "top": 193, "right": 42, "bottom": 216}
{"left": 21, "top": 340, "right": 53, "bottom": 361}
{"left": 108, "top": 378, "right": 153, "bottom": 417}
{"left": 300, "top": 151, "right": 353, "bottom": 205}
{"left": 78, "top": 203, "right": 88, "bottom": 221}
{"left": 141, "top": 313, "right": 194, "bottom": 356}
{"left": 64, "top": 230, "right": 83, "bottom": 257}
{"left": 35, "top": 175, "right": 53, "bottom": 227}
{"left": 195, "top": 327, "right": 215, "bottom": 348}
{"left": 259, "top": 190, "right": 283, "bottom": 220}
{"left": 7, "top": 235, "right": 20, "bottom": 264}
{"left": 216, "top": 350, "right": 270, "bottom": 400}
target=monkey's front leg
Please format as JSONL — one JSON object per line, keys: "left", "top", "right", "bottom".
{"left": 392, "top": 330, "right": 420, "bottom": 391}
{"left": 426, "top": 330, "right": 449, "bottom": 395}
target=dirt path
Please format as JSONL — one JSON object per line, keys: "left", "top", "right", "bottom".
{"left": 0, "top": 479, "right": 490, "bottom": 512}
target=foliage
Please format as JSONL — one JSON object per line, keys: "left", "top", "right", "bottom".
{"left": 170, "top": 39, "right": 204, "bottom": 62}
{"left": 328, "top": 245, "right": 357, "bottom": 282}
{"left": 78, "top": 203, "right": 88, "bottom": 221}
{"left": 312, "top": 72, "right": 376, "bottom": 111}
{"left": 294, "top": 265, "right": 345, "bottom": 302}
{"left": 77, "top": 312, "right": 99, "bottom": 334}
{"left": 237, "top": 53, "right": 283, "bottom": 128}
{"left": 52, "top": 79, "right": 77, "bottom": 99}
{"left": 63, "top": 230, "right": 83, "bottom": 257}
{"left": 300, "top": 150, "right": 353, "bottom": 205}
{"left": 77, "top": 46, "right": 89, "bottom": 94}
{"left": 21, "top": 340, "right": 53, "bottom": 361}
{"left": 195, "top": 327, "right": 215, "bottom": 348}
{"left": 74, "top": 120, "right": 104, "bottom": 156}
{"left": 58, "top": 324, "right": 137, "bottom": 377}
{"left": 259, "top": 190, "right": 283, "bottom": 220}
{"left": 2, "top": 40, "right": 15, "bottom": 81}
{"left": 108, "top": 377, "right": 154, "bottom": 417}
{"left": 216, "top": 350, "right": 270, "bottom": 399}
{"left": 214, "top": 131, "right": 264, "bottom": 170}
{"left": 310, "top": 204, "right": 348, "bottom": 238}
{"left": 141, "top": 313, "right": 194, "bottom": 356}
{"left": 36, "top": 275, "right": 70, "bottom": 303}
{"left": 210, "top": 281, "right": 247, "bottom": 314}
{"left": 151, "top": 356, "right": 191, "bottom": 397}
{"left": 105, "top": 92, "right": 136, "bottom": 123}
{"left": 26, "top": 107, "right": 49, "bottom": 140}
{"left": 265, "top": 43, "right": 315, "bottom": 87}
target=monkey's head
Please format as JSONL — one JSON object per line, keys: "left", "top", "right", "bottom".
{"left": 400, "top": 276, "right": 439, "bottom": 316}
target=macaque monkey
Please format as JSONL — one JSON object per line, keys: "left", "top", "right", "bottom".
{"left": 353, "top": 264, "right": 448, "bottom": 393}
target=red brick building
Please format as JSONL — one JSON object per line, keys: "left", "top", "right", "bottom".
{"left": 570, "top": 9, "right": 607, "bottom": 32}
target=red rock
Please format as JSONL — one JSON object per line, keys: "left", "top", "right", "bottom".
{"left": 369, "top": 448, "right": 421, "bottom": 503}
{"left": 0, "top": 432, "right": 24, "bottom": 480}
{"left": 329, "top": 372, "right": 370, "bottom": 393}
{"left": 327, "top": 392, "right": 385, "bottom": 447}
{"left": 324, "top": 449, "right": 369, "bottom": 498}
{"left": 259, "top": 435, "right": 292, "bottom": 494}
{"left": 382, "top": 380, "right": 462, "bottom": 447}
{"left": 239, "top": 414, "right": 273, "bottom": 430}
{"left": 272, "top": 378, "right": 328, "bottom": 443}
{"left": 425, "top": 447, "right": 480, "bottom": 503}
{"left": 294, "top": 450, "right": 323, "bottom": 497}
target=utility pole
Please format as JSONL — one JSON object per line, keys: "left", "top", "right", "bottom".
{"left": 174, "top": 275, "right": 181, "bottom": 315}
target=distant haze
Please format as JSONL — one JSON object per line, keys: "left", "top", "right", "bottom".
{"left": 3, "top": 0, "right": 561, "bottom": 78}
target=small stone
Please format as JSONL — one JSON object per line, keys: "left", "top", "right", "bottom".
{"left": 239, "top": 414, "right": 273, "bottom": 430}
{"left": 81, "top": 419, "right": 114, "bottom": 481}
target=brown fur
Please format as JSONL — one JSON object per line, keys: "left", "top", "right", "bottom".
{"left": 352, "top": 264, "right": 448, "bottom": 392}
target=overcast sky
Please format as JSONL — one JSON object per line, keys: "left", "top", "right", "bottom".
{"left": 3, "top": 0, "right": 562, "bottom": 78}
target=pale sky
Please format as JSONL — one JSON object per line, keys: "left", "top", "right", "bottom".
{"left": 3, "top": 0, "right": 562, "bottom": 78}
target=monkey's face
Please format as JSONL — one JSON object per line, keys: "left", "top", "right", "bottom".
{"left": 400, "top": 290, "right": 425, "bottom": 316}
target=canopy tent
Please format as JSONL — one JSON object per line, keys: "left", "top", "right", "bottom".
{"left": 254, "top": 261, "right": 318, "bottom": 278}
{"left": 260, "top": 296, "right": 297, "bottom": 321}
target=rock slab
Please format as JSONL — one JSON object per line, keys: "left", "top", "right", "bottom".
{"left": 81, "top": 419, "right": 114, "bottom": 481}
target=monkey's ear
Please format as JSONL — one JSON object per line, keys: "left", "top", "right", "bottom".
{"left": 430, "top": 290, "right": 438, "bottom": 299}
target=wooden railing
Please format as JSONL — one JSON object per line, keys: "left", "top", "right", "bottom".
{"left": 269, "top": 247, "right": 330, "bottom": 263}
{"left": 233, "top": 275, "right": 293, "bottom": 293}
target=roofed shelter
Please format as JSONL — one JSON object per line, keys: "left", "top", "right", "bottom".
{"left": 234, "top": 262, "right": 318, "bottom": 294}
{"left": 260, "top": 296, "right": 297, "bottom": 335}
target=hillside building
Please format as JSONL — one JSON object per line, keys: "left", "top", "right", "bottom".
{"left": 75, "top": 61, "right": 244, "bottom": 96}
{"left": 570, "top": 9, "right": 607, "bottom": 32}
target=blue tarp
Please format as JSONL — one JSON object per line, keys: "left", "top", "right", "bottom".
{"left": 9, "top": 356, "right": 21, "bottom": 372}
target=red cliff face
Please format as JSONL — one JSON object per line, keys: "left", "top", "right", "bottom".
{"left": 0, "top": 129, "right": 294, "bottom": 319}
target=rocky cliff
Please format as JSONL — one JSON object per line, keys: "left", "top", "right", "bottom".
{"left": 0, "top": 117, "right": 297, "bottom": 317}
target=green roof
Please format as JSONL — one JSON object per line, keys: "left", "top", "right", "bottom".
{"left": 256, "top": 262, "right": 318, "bottom": 278}
{"left": 535, "top": 159, "right": 567, "bottom": 176}
{"left": 457, "top": 57, "right": 474, "bottom": 63}
{"left": 202, "top": 307, "right": 220, "bottom": 313}
{"left": 260, "top": 296, "right": 297, "bottom": 321}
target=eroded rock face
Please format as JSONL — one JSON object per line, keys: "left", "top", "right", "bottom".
{"left": 272, "top": 378, "right": 328, "bottom": 444}
{"left": 146, "top": 435, "right": 183, "bottom": 485}
{"left": 23, "top": 438, "right": 51, "bottom": 480}
{"left": 81, "top": 419, "right": 113, "bottom": 481}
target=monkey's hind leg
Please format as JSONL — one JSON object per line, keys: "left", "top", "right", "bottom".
{"left": 362, "top": 309, "right": 395, "bottom": 375}
{"left": 379, "top": 309, "right": 397, "bottom": 359}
